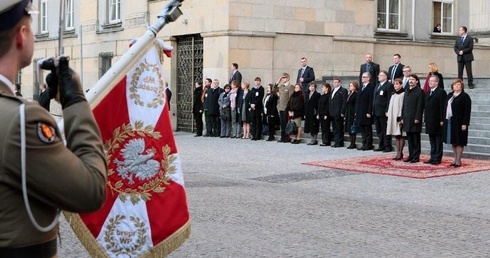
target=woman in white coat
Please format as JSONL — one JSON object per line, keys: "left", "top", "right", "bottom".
{"left": 386, "top": 78, "right": 406, "bottom": 160}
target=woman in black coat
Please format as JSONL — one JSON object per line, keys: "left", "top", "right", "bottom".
{"left": 264, "top": 84, "right": 279, "bottom": 141}
{"left": 443, "top": 79, "right": 472, "bottom": 167}
{"left": 344, "top": 81, "right": 359, "bottom": 149}
{"left": 285, "top": 84, "right": 305, "bottom": 144}
{"left": 237, "top": 82, "right": 253, "bottom": 139}
{"left": 304, "top": 82, "right": 321, "bottom": 145}
{"left": 317, "top": 83, "right": 332, "bottom": 146}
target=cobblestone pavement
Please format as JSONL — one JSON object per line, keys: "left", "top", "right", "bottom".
{"left": 58, "top": 132, "right": 490, "bottom": 257}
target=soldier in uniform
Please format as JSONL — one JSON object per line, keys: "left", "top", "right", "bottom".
{"left": 0, "top": 1, "right": 107, "bottom": 257}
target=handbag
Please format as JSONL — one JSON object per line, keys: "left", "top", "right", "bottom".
{"left": 350, "top": 124, "right": 360, "bottom": 134}
{"left": 285, "top": 120, "right": 298, "bottom": 135}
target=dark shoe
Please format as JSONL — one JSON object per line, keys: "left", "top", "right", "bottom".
{"left": 307, "top": 140, "right": 318, "bottom": 145}
{"left": 220, "top": 136, "right": 225, "bottom": 138}
{"left": 393, "top": 154, "right": 403, "bottom": 160}
{"left": 331, "top": 144, "right": 340, "bottom": 148}
{"left": 382, "top": 148, "right": 393, "bottom": 153}
{"left": 277, "top": 139, "right": 284, "bottom": 142}
{"left": 430, "top": 161, "right": 441, "bottom": 165}
{"left": 423, "top": 160, "right": 434, "bottom": 164}
{"left": 453, "top": 163, "right": 461, "bottom": 167}
{"left": 403, "top": 158, "right": 412, "bottom": 163}
{"left": 320, "top": 143, "right": 328, "bottom": 147}
{"left": 374, "top": 147, "right": 384, "bottom": 152}
{"left": 347, "top": 144, "right": 357, "bottom": 149}
{"left": 291, "top": 139, "right": 300, "bottom": 144}
{"left": 410, "top": 159, "right": 419, "bottom": 163}
{"left": 194, "top": 134, "right": 202, "bottom": 137}
{"left": 366, "top": 146, "right": 374, "bottom": 150}
{"left": 468, "top": 83, "right": 475, "bottom": 89}
{"left": 449, "top": 163, "right": 456, "bottom": 167}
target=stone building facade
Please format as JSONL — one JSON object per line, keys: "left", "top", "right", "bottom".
{"left": 22, "top": 0, "right": 490, "bottom": 130}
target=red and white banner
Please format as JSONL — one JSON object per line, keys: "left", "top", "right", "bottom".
{"left": 65, "top": 40, "right": 190, "bottom": 257}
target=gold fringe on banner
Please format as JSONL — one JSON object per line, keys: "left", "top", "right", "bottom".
{"left": 64, "top": 212, "right": 191, "bottom": 257}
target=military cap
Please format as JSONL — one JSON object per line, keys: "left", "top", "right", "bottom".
{"left": 0, "top": 0, "right": 38, "bottom": 31}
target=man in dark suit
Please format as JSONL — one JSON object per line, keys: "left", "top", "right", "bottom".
{"left": 373, "top": 70, "right": 394, "bottom": 152}
{"left": 193, "top": 81, "right": 204, "bottom": 136}
{"left": 229, "top": 63, "right": 242, "bottom": 85}
{"left": 329, "top": 77, "right": 347, "bottom": 147}
{"left": 424, "top": 75, "right": 447, "bottom": 165}
{"left": 401, "top": 65, "right": 412, "bottom": 91}
{"left": 296, "top": 57, "right": 315, "bottom": 94}
{"left": 454, "top": 26, "right": 474, "bottom": 88}
{"left": 203, "top": 79, "right": 222, "bottom": 137}
{"left": 401, "top": 74, "right": 425, "bottom": 163}
{"left": 250, "top": 77, "right": 265, "bottom": 140}
{"left": 359, "top": 53, "right": 380, "bottom": 86}
{"left": 388, "top": 54, "right": 404, "bottom": 83}
{"left": 356, "top": 72, "right": 374, "bottom": 150}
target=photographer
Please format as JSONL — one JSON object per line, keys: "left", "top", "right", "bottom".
{"left": 0, "top": 1, "right": 107, "bottom": 257}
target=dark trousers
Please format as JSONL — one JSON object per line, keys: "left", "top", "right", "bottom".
{"left": 374, "top": 115, "right": 392, "bottom": 149}
{"left": 360, "top": 124, "right": 373, "bottom": 148}
{"left": 331, "top": 117, "right": 344, "bottom": 146}
{"left": 205, "top": 114, "right": 212, "bottom": 136}
{"left": 210, "top": 115, "right": 220, "bottom": 136}
{"left": 406, "top": 132, "right": 421, "bottom": 160}
{"left": 458, "top": 61, "right": 473, "bottom": 84}
{"left": 279, "top": 111, "right": 289, "bottom": 140}
{"left": 251, "top": 112, "right": 263, "bottom": 139}
{"left": 194, "top": 112, "right": 203, "bottom": 136}
{"left": 267, "top": 117, "right": 276, "bottom": 140}
{"left": 429, "top": 133, "right": 443, "bottom": 162}
{"left": 320, "top": 117, "right": 331, "bottom": 145}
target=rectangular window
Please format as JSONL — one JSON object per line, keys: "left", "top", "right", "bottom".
{"left": 433, "top": 1, "right": 453, "bottom": 34}
{"left": 108, "top": 0, "right": 121, "bottom": 24}
{"left": 40, "top": 0, "right": 48, "bottom": 33}
{"left": 377, "top": 0, "right": 400, "bottom": 31}
{"left": 99, "top": 52, "right": 114, "bottom": 78}
{"left": 65, "top": 0, "right": 74, "bottom": 30}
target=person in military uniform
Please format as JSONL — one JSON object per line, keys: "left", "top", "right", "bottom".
{"left": 0, "top": 1, "right": 107, "bottom": 257}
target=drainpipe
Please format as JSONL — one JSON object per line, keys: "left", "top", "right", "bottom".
{"left": 412, "top": 0, "right": 415, "bottom": 41}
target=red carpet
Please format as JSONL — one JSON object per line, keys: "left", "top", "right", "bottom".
{"left": 303, "top": 154, "right": 490, "bottom": 179}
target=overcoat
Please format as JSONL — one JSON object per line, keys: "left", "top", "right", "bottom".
{"left": 355, "top": 83, "right": 374, "bottom": 125}
{"left": 304, "top": 91, "right": 320, "bottom": 134}
{"left": 424, "top": 87, "right": 447, "bottom": 134}
{"left": 402, "top": 86, "right": 425, "bottom": 133}
{"left": 443, "top": 91, "right": 472, "bottom": 146}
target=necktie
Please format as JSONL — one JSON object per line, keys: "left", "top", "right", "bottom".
{"left": 366, "top": 63, "right": 370, "bottom": 72}
{"left": 300, "top": 68, "right": 305, "bottom": 78}
{"left": 391, "top": 64, "right": 397, "bottom": 81}
{"left": 403, "top": 77, "right": 407, "bottom": 86}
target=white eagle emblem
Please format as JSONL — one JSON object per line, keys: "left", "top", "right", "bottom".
{"left": 113, "top": 138, "right": 160, "bottom": 184}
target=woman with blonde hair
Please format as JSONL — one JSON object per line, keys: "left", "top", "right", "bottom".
{"left": 422, "top": 62, "right": 444, "bottom": 94}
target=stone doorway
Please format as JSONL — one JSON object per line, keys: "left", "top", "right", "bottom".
{"left": 176, "top": 34, "right": 203, "bottom": 132}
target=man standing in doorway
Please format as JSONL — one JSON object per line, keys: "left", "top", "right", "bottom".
{"left": 296, "top": 57, "right": 315, "bottom": 94}
{"left": 454, "top": 26, "right": 475, "bottom": 89}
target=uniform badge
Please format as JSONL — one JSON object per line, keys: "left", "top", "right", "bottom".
{"left": 37, "top": 123, "right": 56, "bottom": 143}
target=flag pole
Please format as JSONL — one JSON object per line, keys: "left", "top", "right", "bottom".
{"left": 57, "top": 0, "right": 183, "bottom": 130}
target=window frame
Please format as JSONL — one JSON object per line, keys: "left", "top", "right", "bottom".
{"left": 432, "top": 0, "right": 454, "bottom": 34}
{"left": 65, "top": 0, "right": 74, "bottom": 31}
{"left": 40, "top": 0, "right": 48, "bottom": 34}
{"left": 108, "top": 0, "right": 121, "bottom": 24}
{"left": 98, "top": 52, "right": 114, "bottom": 79}
{"left": 377, "top": 0, "right": 401, "bottom": 32}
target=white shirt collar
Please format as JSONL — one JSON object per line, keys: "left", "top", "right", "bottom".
{"left": 0, "top": 74, "right": 15, "bottom": 94}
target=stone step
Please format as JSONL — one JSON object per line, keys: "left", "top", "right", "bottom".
{"left": 471, "top": 105, "right": 490, "bottom": 112}
{"left": 470, "top": 116, "right": 490, "bottom": 124}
